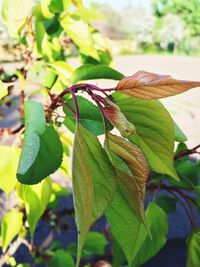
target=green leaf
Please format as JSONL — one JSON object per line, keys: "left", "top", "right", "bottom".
{"left": 40, "top": 0, "right": 54, "bottom": 19}
{"left": 105, "top": 133, "right": 149, "bottom": 228}
{"left": 72, "top": 64, "right": 124, "bottom": 83}
{"left": 2, "top": 0, "right": 33, "bottom": 37}
{"left": 17, "top": 100, "right": 45, "bottom": 180}
{"left": 174, "top": 121, "right": 187, "bottom": 143}
{"left": 63, "top": 96, "right": 113, "bottom": 135}
{"left": 106, "top": 197, "right": 168, "bottom": 266}
{"left": 157, "top": 196, "right": 177, "bottom": 214}
{"left": 71, "top": 0, "right": 83, "bottom": 8}
{"left": 51, "top": 61, "right": 73, "bottom": 84}
{"left": 24, "top": 99, "right": 46, "bottom": 135}
{"left": 17, "top": 131, "right": 40, "bottom": 177}
{"left": 17, "top": 100, "right": 63, "bottom": 184}
{"left": 105, "top": 187, "right": 141, "bottom": 265}
{"left": 1, "top": 209, "right": 23, "bottom": 252}
{"left": 27, "top": 61, "right": 57, "bottom": 89}
{"left": 112, "top": 237, "right": 126, "bottom": 267}
{"left": 50, "top": 250, "right": 75, "bottom": 267}
{"left": 0, "top": 80, "right": 8, "bottom": 99}
{"left": 131, "top": 202, "right": 168, "bottom": 267}
{"left": 187, "top": 230, "right": 200, "bottom": 267}
{"left": 0, "top": 146, "right": 20, "bottom": 194}
{"left": 113, "top": 93, "right": 178, "bottom": 180}
{"left": 35, "top": 18, "right": 46, "bottom": 54}
{"left": 83, "top": 232, "right": 108, "bottom": 256}
{"left": 72, "top": 124, "right": 116, "bottom": 265}
{"left": 16, "top": 178, "right": 52, "bottom": 237}
{"left": 49, "top": 0, "right": 72, "bottom": 13}
{"left": 41, "top": 34, "right": 64, "bottom": 62}
{"left": 60, "top": 13, "right": 99, "bottom": 60}
{"left": 17, "top": 126, "right": 63, "bottom": 185}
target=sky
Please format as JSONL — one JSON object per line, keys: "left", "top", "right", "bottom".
{"left": 83, "top": 0, "right": 152, "bottom": 10}
{"left": 0, "top": 0, "right": 152, "bottom": 10}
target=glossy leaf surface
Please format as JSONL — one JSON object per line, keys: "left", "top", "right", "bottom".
{"left": 72, "top": 64, "right": 124, "bottom": 83}
{"left": 17, "top": 126, "right": 63, "bottom": 184}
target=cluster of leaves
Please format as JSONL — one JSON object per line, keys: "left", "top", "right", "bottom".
{"left": 0, "top": 1, "right": 200, "bottom": 267}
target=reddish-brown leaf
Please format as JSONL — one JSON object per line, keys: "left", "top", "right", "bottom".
{"left": 103, "top": 106, "right": 136, "bottom": 137}
{"left": 105, "top": 133, "right": 149, "bottom": 230}
{"left": 116, "top": 70, "right": 200, "bottom": 100}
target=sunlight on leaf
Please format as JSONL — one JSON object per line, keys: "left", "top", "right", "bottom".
{"left": 2, "top": 0, "right": 33, "bottom": 37}
{"left": 116, "top": 70, "right": 200, "bottom": 100}
{"left": 0, "top": 146, "right": 20, "bottom": 194}
{"left": 17, "top": 100, "right": 63, "bottom": 184}
{"left": 60, "top": 13, "right": 99, "bottom": 60}
{"left": 16, "top": 178, "right": 52, "bottom": 237}
{"left": 0, "top": 80, "right": 8, "bottom": 99}
{"left": 1, "top": 209, "right": 23, "bottom": 252}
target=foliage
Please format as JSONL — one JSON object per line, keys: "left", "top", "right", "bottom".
{"left": 153, "top": 0, "right": 200, "bottom": 36}
{"left": 0, "top": 1, "right": 200, "bottom": 267}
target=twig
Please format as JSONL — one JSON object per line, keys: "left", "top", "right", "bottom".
{"left": 69, "top": 89, "right": 80, "bottom": 121}
{"left": 148, "top": 183, "right": 196, "bottom": 231}
{"left": 168, "top": 189, "right": 196, "bottom": 231}
{"left": 175, "top": 144, "right": 200, "bottom": 160}
{"left": 59, "top": 99, "right": 76, "bottom": 117}
{"left": 0, "top": 124, "right": 24, "bottom": 136}
{"left": 0, "top": 238, "right": 30, "bottom": 266}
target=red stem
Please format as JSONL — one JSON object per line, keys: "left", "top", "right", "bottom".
{"left": 148, "top": 183, "right": 197, "bottom": 231}
{"left": 69, "top": 89, "right": 80, "bottom": 121}
{"left": 175, "top": 144, "right": 200, "bottom": 160}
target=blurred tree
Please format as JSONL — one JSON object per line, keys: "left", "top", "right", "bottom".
{"left": 0, "top": 20, "right": 14, "bottom": 46}
{"left": 153, "top": 0, "right": 200, "bottom": 36}
{"left": 157, "top": 14, "right": 186, "bottom": 52}
{"left": 121, "top": 9, "right": 155, "bottom": 45}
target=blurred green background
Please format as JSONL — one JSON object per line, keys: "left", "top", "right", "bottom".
{"left": 1, "top": 0, "right": 200, "bottom": 62}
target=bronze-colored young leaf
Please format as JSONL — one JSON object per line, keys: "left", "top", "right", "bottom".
{"left": 105, "top": 133, "right": 149, "bottom": 226}
{"left": 103, "top": 106, "right": 136, "bottom": 138}
{"left": 72, "top": 124, "right": 116, "bottom": 266}
{"left": 116, "top": 70, "right": 200, "bottom": 100}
